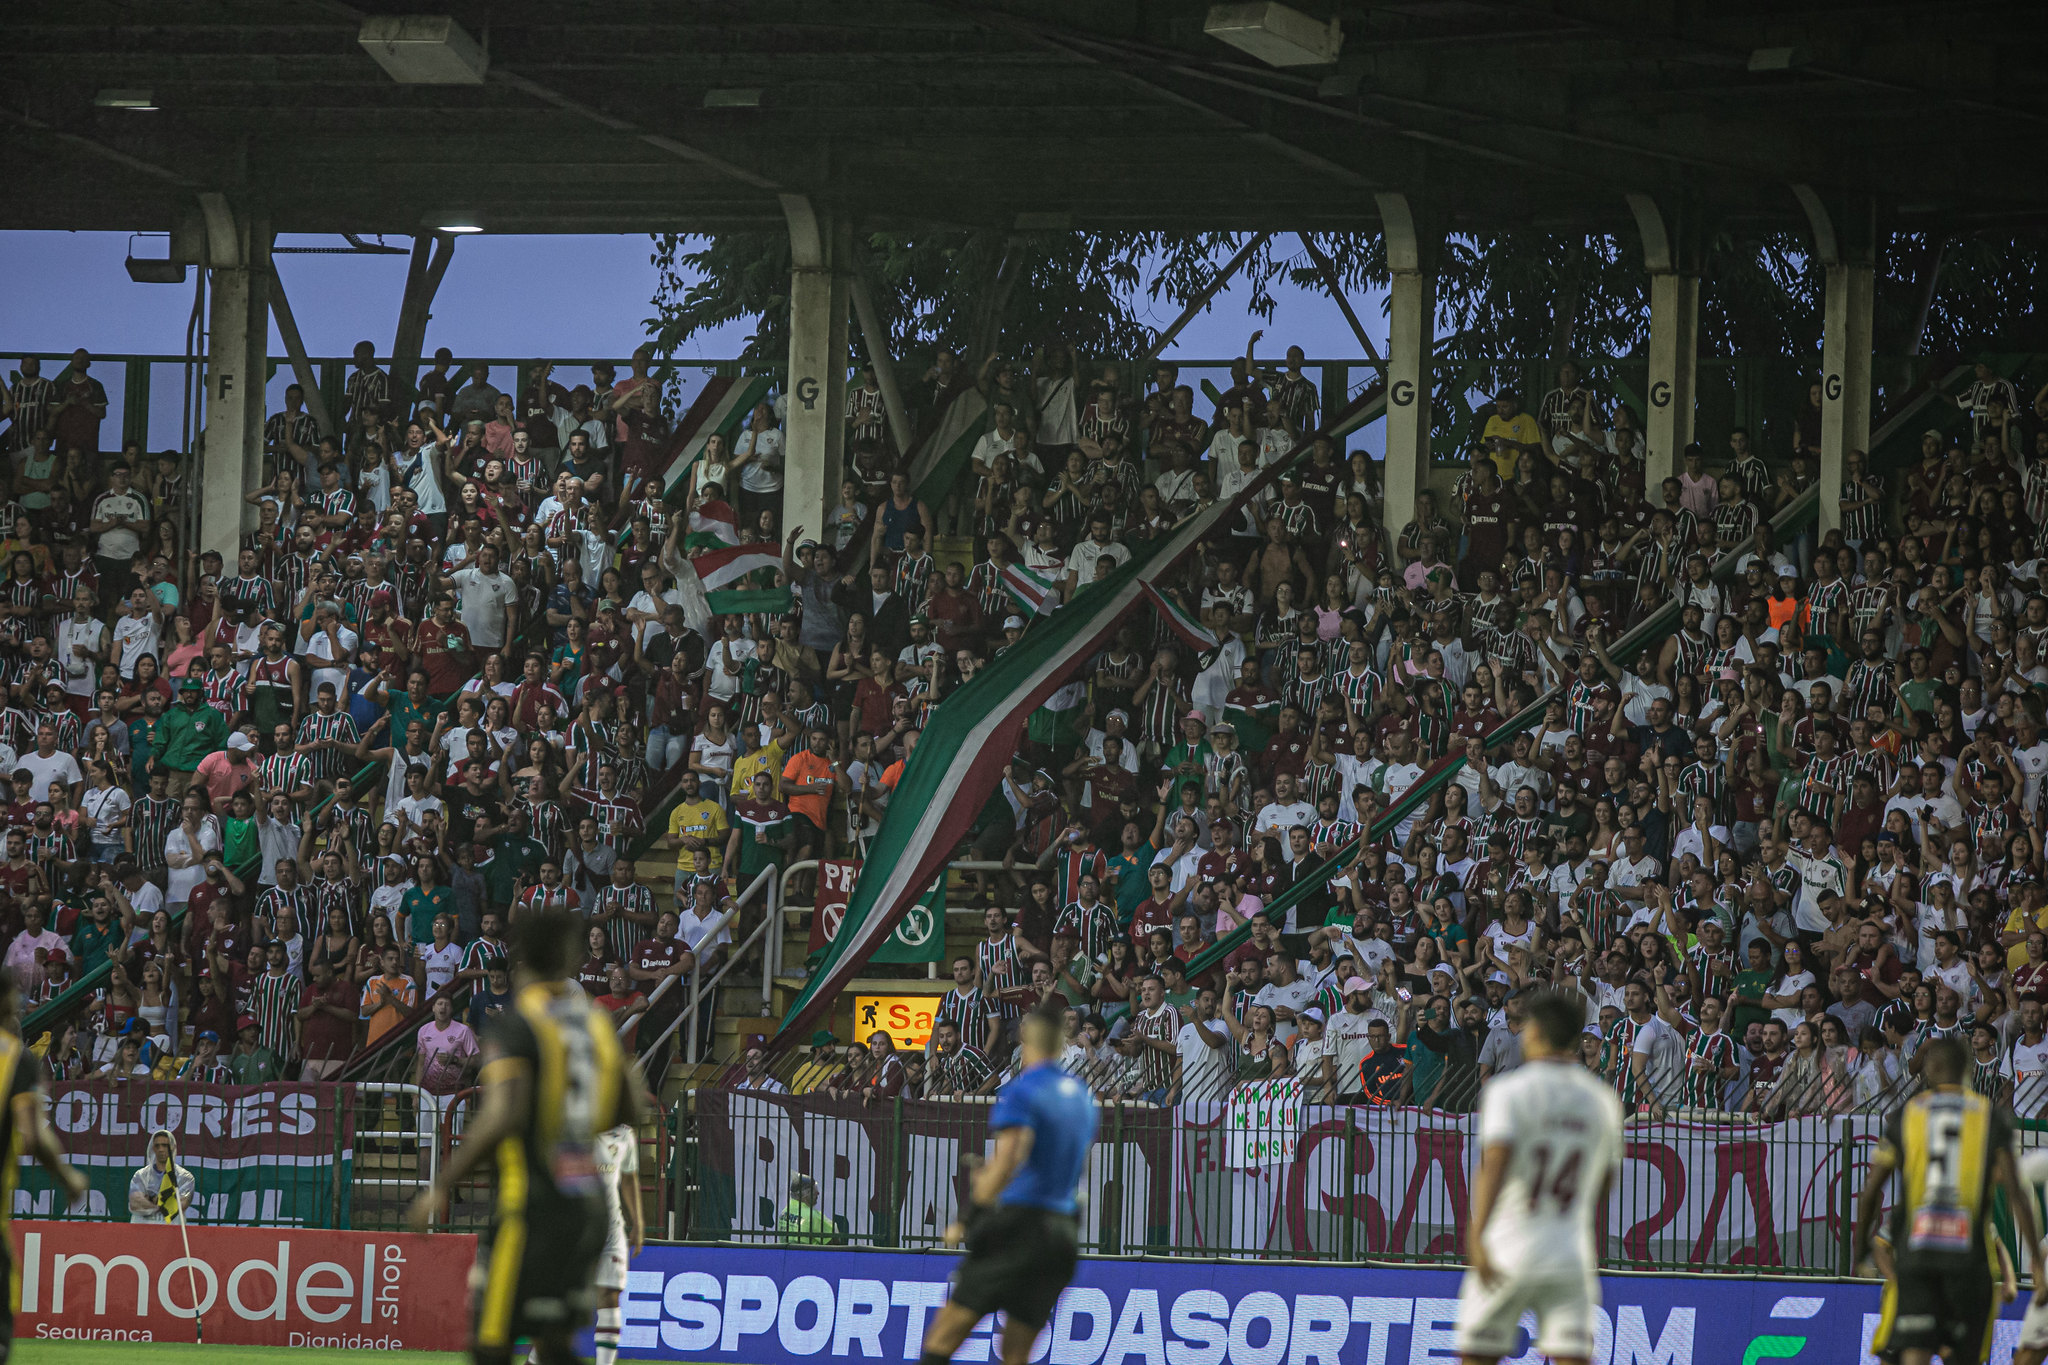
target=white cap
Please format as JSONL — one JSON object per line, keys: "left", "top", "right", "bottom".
{"left": 1004, "top": 615, "right": 1026, "bottom": 631}
{"left": 227, "top": 733, "right": 256, "bottom": 753}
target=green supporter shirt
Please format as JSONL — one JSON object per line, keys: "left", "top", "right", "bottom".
{"left": 230, "top": 1046, "right": 283, "bottom": 1085}
{"left": 731, "top": 799, "right": 794, "bottom": 880}
{"left": 127, "top": 715, "right": 164, "bottom": 786}
{"left": 221, "top": 815, "right": 258, "bottom": 870}
{"left": 154, "top": 700, "right": 228, "bottom": 773}
{"left": 1730, "top": 967, "right": 1775, "bottom": 1037}
{"left": 1899, "top": 677, "right": 1940, "bottom": 717}
{"left": 402, "top": 885, "right": 458, "bottom": 946}
{"left": 69, "top": 916, "right": 123, "bottom": 975}
{"left": 486, "top": 834, "right": 547, "bottom": 904}
{"left": 1109, "top": 846, "right": 1155, "bottom": 922}
{"left": 387, "top": 691, "right": 444, "bottom": 745}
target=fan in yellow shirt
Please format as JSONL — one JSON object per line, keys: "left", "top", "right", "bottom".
{"left": 1479, "top": 392, "right": 1544, "bottom": 478}
{"left": 665, "top": 779, "right": 729, "bottom": 879}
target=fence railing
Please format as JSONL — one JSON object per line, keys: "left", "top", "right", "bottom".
{"left": 666, "top": 1064, "right": 2030, "bottom": 1275}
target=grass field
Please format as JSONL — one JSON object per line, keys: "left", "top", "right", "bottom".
{"left": 17, "top": 1346, "right": 460, "bottom": 1365}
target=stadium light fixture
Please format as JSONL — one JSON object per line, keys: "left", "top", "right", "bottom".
{"left": 94, "top": 89, "right": 158, "bottom": 111}
{"left": 125, "top": 234, "right": 186, "bottom": 284}
{"left": 1204, "top": 3, "right": 1343, "bottom": 68}
{"left": 422, "top": 215, "right": 485, "bottom": 234}
{"left": 703, "top": 89, "right": 764, "bottom": 109}
{"left": 358, "top": 15, "right": 489, "bottom": 84}
{"left": 1747, "top": 47, "right": 1807, "bottom": 73}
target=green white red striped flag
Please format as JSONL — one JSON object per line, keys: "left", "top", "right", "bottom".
{"left": 1142, "top": 582, "right": 1217, "bottom": 650}
{"left": 772, "top": 377, "right": 1394, "bottom": 1053}
{"left": 683, "top": 498, "right": 741, "bottom": 552}
{"left": 688, "top": 543, "right": 779, "bottom": 593}
{"left": 660, "top": 374, "right": 775, "bottom": 495}
{"left": 999, "top": 562, "right": 1060, "bottom": 617}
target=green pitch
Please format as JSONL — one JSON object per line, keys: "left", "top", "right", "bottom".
{"left": 15, "top": 1346, "right": 460, "bottom": 1365}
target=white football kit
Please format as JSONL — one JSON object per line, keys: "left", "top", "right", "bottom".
{"left": 593, "top": 1124, "right": 640, "bottom": 1290}
{"left": 2016, "top": 1148, "right": 2048, "bottom": 1352}
{"left": 1455, "top": 1059, "right": 1623, "bottom": 1360}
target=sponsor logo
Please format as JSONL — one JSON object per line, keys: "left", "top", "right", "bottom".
{"left": 10, "top": 1222, "right": 470, "bottom": 1352}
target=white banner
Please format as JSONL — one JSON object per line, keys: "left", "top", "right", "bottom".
{"left": 702, "top": 1091, "right": 1884, "bottom": 1270}
{"left": 1223, "top": 1077, "right": 1302, "bottom": 1169}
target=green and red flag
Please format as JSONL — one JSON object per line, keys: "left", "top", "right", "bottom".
{"left": 772, "top": 378, "right": 1394, "bottom": 1051}
{"left": 1143, "top": 582, "right": 1218, "bottom": 651}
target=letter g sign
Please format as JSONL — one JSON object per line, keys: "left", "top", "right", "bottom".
{"left": 796, "top": 376, "right": 820, "bottom": 410}
{"left": 1649, "top": 380, "right": 1671, "bottom": 409}
{"left": 1391, "top": 379, "right": 1415, "bottom": 407}
{"left": 1824, "top": 373, "right": 1843, "bottom": 401}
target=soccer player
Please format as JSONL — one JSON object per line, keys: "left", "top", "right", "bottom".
{"left": 0, "top": 965, "right": 90, "bottom": 1358}
{"left": 2010, "top": 1147, "right": 2048, "bottom": 1365}
{"left": 586, "top": 1124, "right": 644, "bottom": 1365}
{"left": 919, "top": 1004, "right": 1098, "bottom": 1365}
{"left": 1456, "top": 988, "right": 1623, "bottom": 1365}
{"left": 1858, "top": 1037, "right": 2040, "bottom": 1365}
{"left": 408, "top": 908, "right": 647, "bottom": 1365}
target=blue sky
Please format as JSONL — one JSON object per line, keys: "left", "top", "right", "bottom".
{"left": 0, "top": 230, "right": 1384, "bottom": 363}
{"left": 0, "top": 230, "right": 1390, "bottom": 454}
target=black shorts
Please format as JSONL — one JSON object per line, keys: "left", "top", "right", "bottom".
{"left": 949, "top": 1204, "right": 1079, "bottom": 1330}
{"left": 1874, "top": 1262, "right": 1996, "bottom": 1365}
{"left": 471, "top": 1202, "right": 605, "bottom": 1352}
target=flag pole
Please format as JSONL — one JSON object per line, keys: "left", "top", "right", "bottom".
{"left": 170, "top": 1178, "right": 203, "bottom": 1344}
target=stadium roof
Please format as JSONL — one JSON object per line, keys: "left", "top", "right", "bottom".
{"left": 7, "top": 0, "right": 2047, "bottom": 238}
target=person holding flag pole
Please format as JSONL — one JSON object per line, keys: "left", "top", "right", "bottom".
{"left": 0, "top": 965, "right": 89, "bottom": 1360}
{"left": 130, "top": 1127, "right": 203, "bottom": 1342}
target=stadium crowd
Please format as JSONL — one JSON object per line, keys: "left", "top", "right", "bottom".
{"left": 5, "top": 341, "right": 2048, "bottom": 1128}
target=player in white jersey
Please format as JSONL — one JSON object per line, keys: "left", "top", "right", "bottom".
{"left": 590, "top": 1125, "right": 643, "bottom": 1365}
{"left": 2011, "top": 1147, "right": 2048, "bottom": 1365}
{"left": 1457, "top": 989, "right": 1623, "bottom": 1365}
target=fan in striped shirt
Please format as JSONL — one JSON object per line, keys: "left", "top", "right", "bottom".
{"left": 246, "top": 944, "right": 302, "bottom": 1064}
{"left": 934, "top": 960, "right": 996, "bottom": 1051}
{"left": 295, "top": 697, "right": 361, "bottom": 783}
{"left": 590, "top": 860, "right": 657, "bottom": 962}
{"left": 343, "top": 345, "right": 390, "bottom": 426}
{"left": 130, "top": 788, "right": 180, "bottom": 872}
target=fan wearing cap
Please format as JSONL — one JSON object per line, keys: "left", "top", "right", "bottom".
{"left": 150, "top": 675, "right": 228, "bottom": 800}
{"left": 228, "top": 1011, "right": 284, "bottom": 1084}
{"left": 193, "top": 728, "right": 260, "bottom": 810}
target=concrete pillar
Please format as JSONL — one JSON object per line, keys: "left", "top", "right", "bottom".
{"left": 200, "top": 210, "right": 269, "bottom": 568}
{"left": 1817, "top": 263, "right": 1874, "bottom": 534}
{"left": 1376, "top": 193, "right": 1436, "bottom": 545}
{"left": 782, "top": 196, "right": 849, "bottom": 539}
{"left": 1626, "top": 195, "right": 1699, "bottom": 490}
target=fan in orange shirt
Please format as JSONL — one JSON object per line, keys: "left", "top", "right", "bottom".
{"left": 781, "top": 726, "right": 837, "bottom": 860}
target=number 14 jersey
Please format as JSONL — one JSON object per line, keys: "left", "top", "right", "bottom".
{"left": 1475, "top": 1060, "right": 1624, "bottom": 1276}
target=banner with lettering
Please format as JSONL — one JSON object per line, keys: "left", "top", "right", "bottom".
{"left": 694, "top": 1090, "right": 1897, "bottom": 1271}
{"left": 806, "top": 861, "right": 946, "bottom": 964}
{"left": 1223, "top": 1077, "right": 1302, "bottom": 1168}
{"left": 16, "top": 1082, "right": 356, "bottom": 1228}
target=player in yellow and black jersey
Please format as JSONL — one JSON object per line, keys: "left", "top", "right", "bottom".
{"left": 0, "top": 967, "right": 90, "bottom": 1362}
{"left": 411, "top": 908, "right": 647, "bottom": 1365}
{"left": 1855, "top": 1037, "right": 2043, "bottom": 1365}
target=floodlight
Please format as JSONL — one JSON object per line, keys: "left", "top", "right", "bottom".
{"left": 422, "top": 215, "right": 485, "bottom": 234}
{"left": 94, "top": 90, "right": 158, "bottom": 111}
{"left": 1747, "top": 47, "right": 1807, "bottom": 72}
{"left": 358, "top": 16, "right": 488, "bottom": 85}
{"left": 1204, "top": 4, "right": 1343, "bottom": 68}
{"left": 704, "top": 89, "right": 764, "bottom": 109}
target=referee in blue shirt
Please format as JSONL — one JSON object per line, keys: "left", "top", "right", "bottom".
{"left": 921, "top": 1004, "right": 1099, "bottom": 1365}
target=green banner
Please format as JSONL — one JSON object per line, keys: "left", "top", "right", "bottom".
{"left": 19, "top": 1080, "right": 355, "bottom": 1228}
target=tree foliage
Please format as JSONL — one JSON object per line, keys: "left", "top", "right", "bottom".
{"left": 648, "top": 225, "right": 2047, "bottom": 387}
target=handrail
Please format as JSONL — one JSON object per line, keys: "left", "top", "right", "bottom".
{"left": 638, "top": 863, "right": 779, "bottom": 1064}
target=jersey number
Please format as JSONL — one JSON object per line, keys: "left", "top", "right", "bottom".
{"left": 1525, "top": 1144, "right": 1584, "bottom": 1214}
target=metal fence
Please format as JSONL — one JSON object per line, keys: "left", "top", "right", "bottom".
{"left": 664, "top": 1057, "right": 2048, "bottom": 1278}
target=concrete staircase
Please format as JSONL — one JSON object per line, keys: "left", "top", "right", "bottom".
{"left": 636, "top": 838, "right": 1009, "bottom": 1083}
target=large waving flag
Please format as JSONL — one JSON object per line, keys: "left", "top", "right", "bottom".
{"left": 1143, "top": 582, "right": 1218, "bottom": 651}
{"left": 999, "top": 562, "right": 1060, "bottom": 618}
{"left": 772, "top": 377, "right": 1393, "bottom": 1051}
{"left": 660, "top": 374, "right": 776, "bottom": 496}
